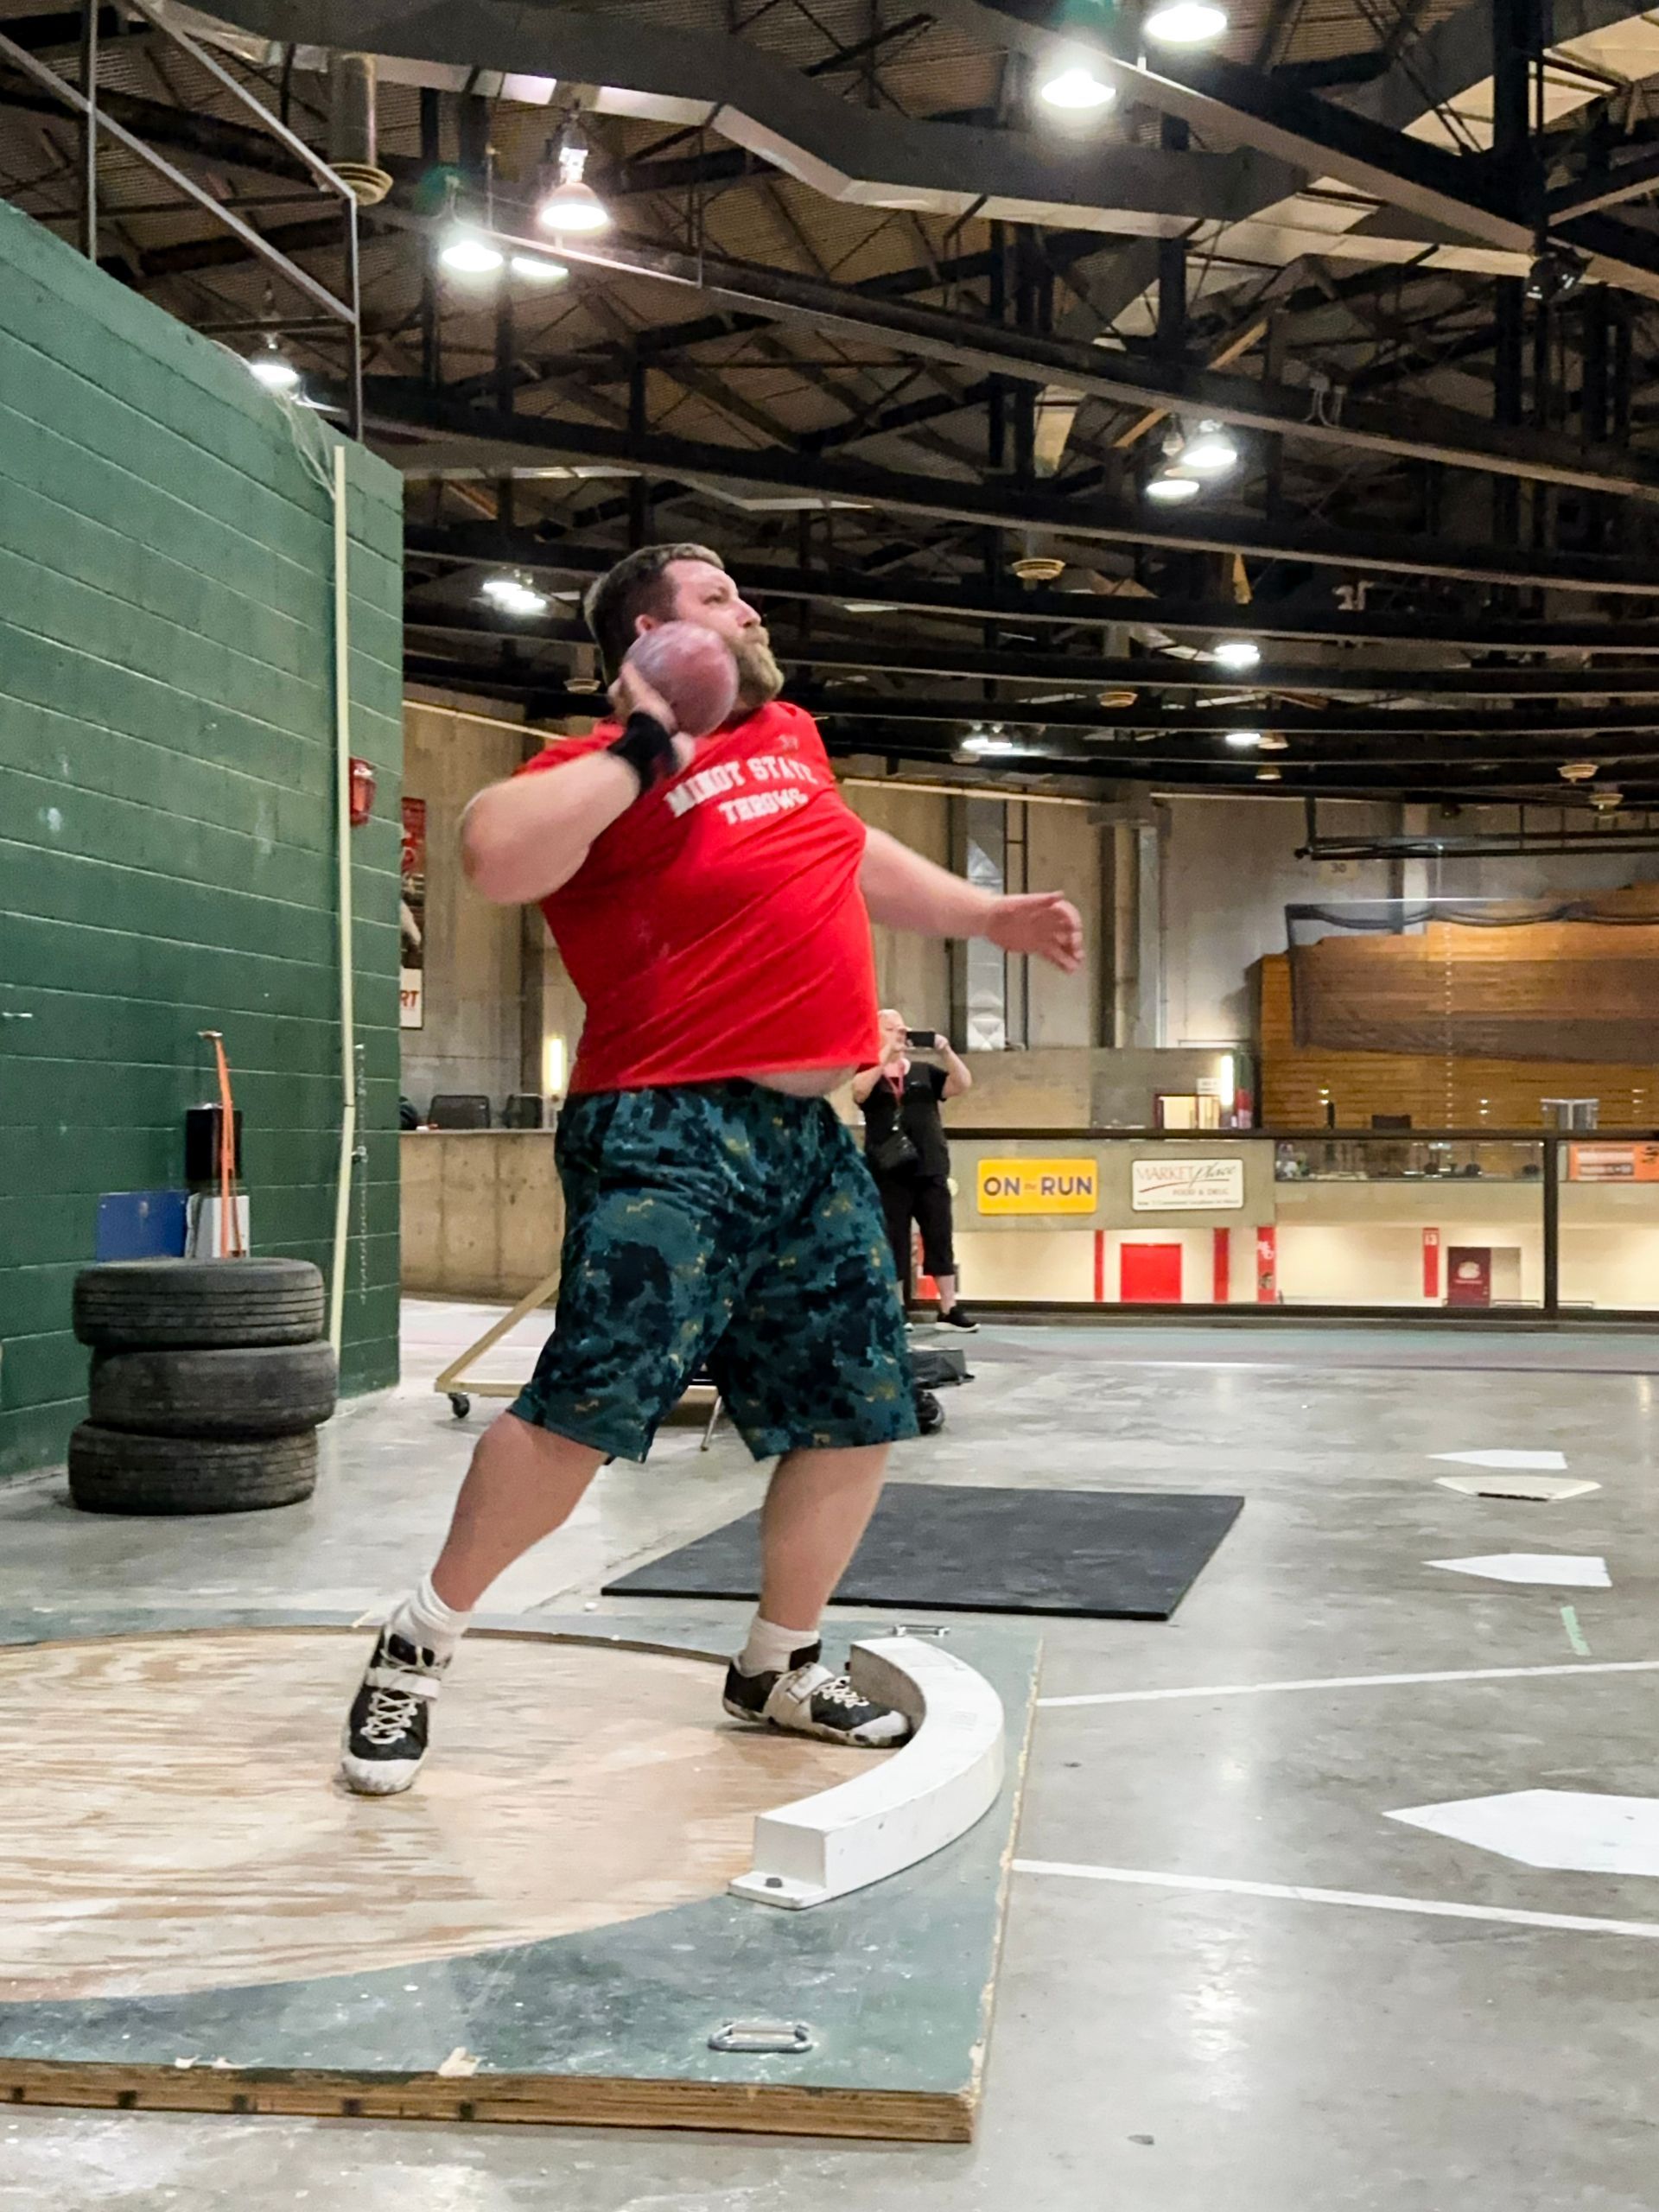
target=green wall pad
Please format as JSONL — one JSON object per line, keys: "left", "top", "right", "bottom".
{"left": 0, "top": 1609, "right": 1039, "bottom": 2142}
{"left": 0, "top": 198, "right": 404, "bottom": 1478}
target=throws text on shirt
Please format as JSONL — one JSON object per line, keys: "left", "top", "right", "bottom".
{"left": 664, "top": 753, "right": 824, "bottom": 824}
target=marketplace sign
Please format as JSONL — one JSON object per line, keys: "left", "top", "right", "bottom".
{"left": 977, "top": 1159, "right": 1100, "bottom": 1215}
{"left": 1132, "top": 1157, "right": 1246, "bottom": 1212}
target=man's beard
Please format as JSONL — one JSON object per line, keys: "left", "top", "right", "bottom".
{"left": 733, "top": 629, "right": 784, "bottom": 708}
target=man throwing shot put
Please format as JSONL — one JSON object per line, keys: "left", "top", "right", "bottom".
{"left": 341, "top": 543, "right": 1082, "bottom": 1791}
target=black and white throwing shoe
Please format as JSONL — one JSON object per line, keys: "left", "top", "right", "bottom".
{"left": 340, "top": 1629, "right": 448, "bottom": 1796}
{"left": 936, "top": 1302, "right": 979, "bottom": 1332}
{"left": 722, "top": 1642, "right": 912, "bottom": 1748}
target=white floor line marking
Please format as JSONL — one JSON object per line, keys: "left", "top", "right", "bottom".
{"left": 1012, "top": 1859, "right": 1659, "bottom": 1941}
{"left": 1432, "top": 1450, "right": 1568, "bottom": 1471}
{"left": 1038, "top": 1657, "right": 1659, "bottom": 1710}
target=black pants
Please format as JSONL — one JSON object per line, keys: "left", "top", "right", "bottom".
{"left": 875, "top": 1169, "right": 957, "bottom": 1293}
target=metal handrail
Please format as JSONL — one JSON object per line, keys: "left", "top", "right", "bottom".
{"left": 0, "top": 5, "right": 362, "bottom": 435}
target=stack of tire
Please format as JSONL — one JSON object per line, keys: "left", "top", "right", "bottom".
{"left": 69, "top": 1259, "right": 337, "bottom": 1516}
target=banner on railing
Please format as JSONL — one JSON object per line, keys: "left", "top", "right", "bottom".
{"left": 1568, "top": 1142, "right": 1659, "bottom": 1182}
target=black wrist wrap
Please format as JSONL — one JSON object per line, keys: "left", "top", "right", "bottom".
{"left": 607, "top": 710, "right": 677, "bottom": 793}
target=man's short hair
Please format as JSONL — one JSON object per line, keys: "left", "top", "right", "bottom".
{"left": 583, "top": 543, "right": 725, "bottom": 677}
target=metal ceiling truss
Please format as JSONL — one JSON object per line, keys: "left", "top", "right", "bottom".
{"left": 369, "top": 387, "right": 1659, "bottom": 598}
{"left": 401, "top": 524, "right": 1659, "bottom": 655}
{"left": 17, "top": 0, "right": 1659, "bottom": 805}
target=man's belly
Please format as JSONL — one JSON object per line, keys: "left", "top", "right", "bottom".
{"left": 746, "top": 1065, "right": 856, "bottom": 1098}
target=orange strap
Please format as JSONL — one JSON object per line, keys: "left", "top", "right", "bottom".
{"left": 203, "top": 1033, "right": 245, "bottom": 1257}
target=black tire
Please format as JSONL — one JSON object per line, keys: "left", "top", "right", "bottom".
{"left": 89, "top": 1343, "right": 338, "bottom": 1440}
{"left": 67, "top": 1424, "right": 319, "bottom": 1516}
{"left": 73, "top": 1260, "right": 326, "bottom": 1351}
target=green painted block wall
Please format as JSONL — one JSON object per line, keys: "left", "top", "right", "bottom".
{"left": 0, "top": 200, "right": 404, "bottom": 1480}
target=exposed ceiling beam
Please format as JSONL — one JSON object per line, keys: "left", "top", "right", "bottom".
{"left": 184, "top": 0, "right": 1300, "bottom": 239}
{"left": 928, "top": 0, "right": 1659, "bottom": 302}
{"left": 403, "top": 522, "right": 1659, "bottom": 651}
{"left": 404, "top": 602, "right": 1659, "bottom": 698}
{"left": 370, "top": 391, "right": 1659, "bottom": 597}
{"left": 456, "top": 224, "right": 1659, "bottom": 501}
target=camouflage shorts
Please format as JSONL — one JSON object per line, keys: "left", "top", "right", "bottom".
{"left": 511, "top": 1082, "right": 918, "bottom": 1463}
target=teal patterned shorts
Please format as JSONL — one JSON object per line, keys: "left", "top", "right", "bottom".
{"left": 511, "top": 1082, "right": 918, "bottom": 1462}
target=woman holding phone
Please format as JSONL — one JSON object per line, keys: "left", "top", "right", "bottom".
{"left": 853, "top": 1009, "right": 977, "bottom": 1332}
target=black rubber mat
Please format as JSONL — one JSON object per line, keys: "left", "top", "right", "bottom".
{"left": 603, "top": 1483, "right": 1243, "bottom": 1619}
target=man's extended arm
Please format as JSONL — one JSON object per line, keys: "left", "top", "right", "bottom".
{"left": 858, "top": 826, "right": 1083, "bottom": 973}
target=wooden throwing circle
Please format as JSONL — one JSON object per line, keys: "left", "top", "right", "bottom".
{"left": 0, "top": 1629, "right": 884, "bottom": 2001}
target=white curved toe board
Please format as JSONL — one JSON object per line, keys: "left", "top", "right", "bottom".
{"left": 730, "top": 1636, "right": 1007, "bottom": 1910}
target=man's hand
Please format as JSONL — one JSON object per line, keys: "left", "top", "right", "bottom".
{"left": 988, "top": 891, "right": 1084, "bottom": 972}
{"left": 608, "top": 664, "right": 698, "bottom": 774}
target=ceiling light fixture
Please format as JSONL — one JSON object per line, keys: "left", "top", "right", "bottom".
{"left": 1146, "top": 471, "right": 1202, "bottom": 504}
{"left": 1037, "top": 50, "right": 1116, "bottom": 109}
{"left": 1526, "top": 244, "right": 1585, "bottom": 303}
{"left": 537, "top": 125, "right": 611, "bottom": 235}
{"left": 1224, "top": 729, "right": 1263, "bottom": 748}
{"left": 1145, "top": 0, "right": 1230, "bottom": 42}
{"left": 440, "top": 228, "right": 504, "bottom": 276}
{"left": 1212, "top": 639, "right": 1261, "bottom": 671}
{"left": 1180, "top": 420, "right": 1241, "bottom": 475}
{"left": 247, "top": 337, "right": 300, "bottom": 393}
{"left": 1255, "top": 763, "right": 1283, "bottom": 782}
{"left": 480, "top": 573, "right": 549, "bottom": 619}
{"left": 509, "top": 251, "right": 569, "bottom": 285}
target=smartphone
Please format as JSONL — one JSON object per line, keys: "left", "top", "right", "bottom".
{"left": 906, "top": 1029, "right": 938, "bottom": 1049}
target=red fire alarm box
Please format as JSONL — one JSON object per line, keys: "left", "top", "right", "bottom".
{"left": 349, "top": 756, "right": 377, "bottom": 827}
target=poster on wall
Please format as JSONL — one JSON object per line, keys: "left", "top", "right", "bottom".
{"left": 1132, "top": 1157, "right": 1245, "bottom": 1212}
{"left": 400, "top": 797, "right": 426, "bottom": 1031}
{"left": 976, "top": 1159, "right": 1099, "bottom": 1215}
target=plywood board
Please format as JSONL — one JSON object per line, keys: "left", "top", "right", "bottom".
{"left": 0, "top": 1609, "right": 1039, "bottom": 2142}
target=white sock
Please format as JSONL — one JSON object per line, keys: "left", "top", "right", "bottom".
{"left": 738, "top": 1614, "right": 819, "bottom": 1678}
{"left": 387, "top": 1573, "right": 471, "bottom": 1662}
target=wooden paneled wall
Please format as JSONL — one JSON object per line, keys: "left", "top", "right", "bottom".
{"left": 1289, "top": 903, "right": 1659, "bottom": 1064}
{"left": 1255, "top": 956, "right": 1659, "bottom": 1128}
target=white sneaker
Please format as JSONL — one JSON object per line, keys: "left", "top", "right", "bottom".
{"left": 721, "top": 1641, "right": 912, "bottom": 1747}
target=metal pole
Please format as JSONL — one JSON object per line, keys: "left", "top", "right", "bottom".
{"left": 627, "top": 358, "right": 649, "bottom": 549}
{"left": 419, "top": 87, "right": 442, "bottom": 392}
{"left": 79, "top": 0, "right": 98, "bottom": 258}
{"left": 345, "top": 197, "right": 363, "bottom": 441}
{"left": 1541, "top": 1133, "right": 1560, "bottom": 1318}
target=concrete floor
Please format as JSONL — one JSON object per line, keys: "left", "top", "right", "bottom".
{"left": 5, "top": 1302, "right": 1659, "bottom": 2209}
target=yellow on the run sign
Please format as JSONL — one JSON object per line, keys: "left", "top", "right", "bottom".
{"left": 976, "top": 1159, "right": 1099, "bottom": 1214}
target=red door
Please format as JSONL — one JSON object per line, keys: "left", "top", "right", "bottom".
{"left": 1122, "top": 1243, "right": 1184, "bottom": 1304}
{"left": 1446, "top": 1247, "right": 1492, "bottom": 1307}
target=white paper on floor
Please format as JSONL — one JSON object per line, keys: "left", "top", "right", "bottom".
{"left": 1431, "top": 1450, "right": 1569, "bottom": 1471}
{"left": 1389, "top": 1789, "right": 1659, "bottom": 1876}
{"left": 1426, "top": 1554, "right": 1611, "bottom": 1588}
{"left": 1435, "top": 1474, "right": 1601, "bottom": 1502}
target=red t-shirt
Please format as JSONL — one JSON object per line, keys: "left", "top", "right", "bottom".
{"left": 519, "top": 701, "right": 880, "bottom": 1092}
